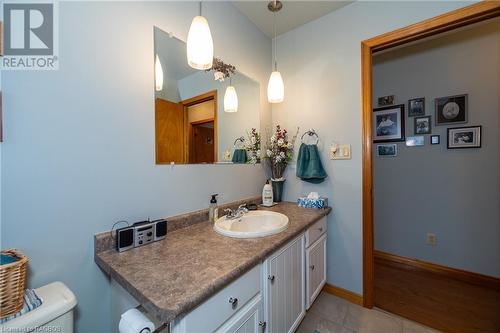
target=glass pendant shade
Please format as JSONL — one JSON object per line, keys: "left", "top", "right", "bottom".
{"left": 224, "top": 85, "right": 238, "bottom": 113}
{"left": 187, "top": 15, "right": 214, "bottom": 70}
{"left": 155, "top": 55, "right": 164, "bottom": 92}
{"left": 267, "top": 71, "right": 284, "bottom": 103}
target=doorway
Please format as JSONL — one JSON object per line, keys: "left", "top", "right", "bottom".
{"left": 182, "top": 90, "right": 218, "bottom": 164}
{"left": 361, "top": 1, "right": 500, "bottom": 331}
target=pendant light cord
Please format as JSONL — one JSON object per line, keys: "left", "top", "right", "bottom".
{"left": 199, "top": 2, "right": 202, "bottom": 16}
{"left": 273, "top": 11, "right": 277, "bottom": 71}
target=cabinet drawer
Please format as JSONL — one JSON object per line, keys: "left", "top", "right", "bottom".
{"left": 305, "top": 217, "right": 327, "bottom": 248}
{"left": 173, "top": 264, "right": 261, "bottom": 333}
{"left": 306, "top": 234, "right": 327, "bottom": 309}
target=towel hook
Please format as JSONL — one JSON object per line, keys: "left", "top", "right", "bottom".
{"left": 233, "top": 136, "right": 245, "bottom": 149}
{"left": 301, "top": 129, "right": 319, "bottom": 145}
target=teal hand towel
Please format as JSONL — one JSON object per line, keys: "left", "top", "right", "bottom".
{"left": 296, "top": 143, "right": 327, "bottom": 183}
{"left": 232, "top": 149, "right": 248, "bottom": 164}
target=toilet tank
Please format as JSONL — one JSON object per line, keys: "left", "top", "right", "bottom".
{"left": 0, "top": 281, "right": 77, "bottom": 333}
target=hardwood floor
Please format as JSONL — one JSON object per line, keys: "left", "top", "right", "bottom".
{"left": 374, "top": 255, "right": 500, "bottom": 333}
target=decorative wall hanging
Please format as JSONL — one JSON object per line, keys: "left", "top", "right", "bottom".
{"left": 373, "top": 104, "right": 405, "bottom": 143}
{"left": 435, "top": 94, "right": 468, "bottom": 125}
{"left": 376, "top": 144, "right": 397, "bottom": 157}
{"left": 430, "top": 135, "right": 440, "bottom": 145}
{"left": 406, "top": 136, "right": 425, "bottom": 147}
{"left": 206, "top": 57, "right": 236, "bottom": 82}
{"left": 408, "top": 97, "right": 425, "bottom": 117}
{"left": 447, "top": 126, "right": 481, "bottom": 149}
{"left": 414, "top": 116, "right": 431, "bottom": 134}
{"left": 378, "top": 95, "right": 395, "bottom": 106}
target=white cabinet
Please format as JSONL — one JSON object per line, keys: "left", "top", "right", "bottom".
{"left": 306, "top": 234, "right": 327, "bottom": 309}
{"left": 263, "top": 235, "right": 305, "bottom": 333}
{"left": 172, "top": 265, "right": 261, "bottom": 333}
{"left": 215, "top": 295, "right": 264, "bottom": 333}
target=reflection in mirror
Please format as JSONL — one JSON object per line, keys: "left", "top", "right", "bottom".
{"left": 154, "top": 27, "right": 260, "bottom": 164}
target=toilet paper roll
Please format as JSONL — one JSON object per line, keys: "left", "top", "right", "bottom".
{"left": 119, "top": 308, "right": 155, "bottom": 333}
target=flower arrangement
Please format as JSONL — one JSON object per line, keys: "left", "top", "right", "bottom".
{"left": 245, "top": 128, "right": 261, "bottom": 164}
{"left": 265, "top": 125, "right": 299, "bottom": 180}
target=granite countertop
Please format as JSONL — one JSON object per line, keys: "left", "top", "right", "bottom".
{"left": 94, "top": 202, "right": 331, "bottom": 324}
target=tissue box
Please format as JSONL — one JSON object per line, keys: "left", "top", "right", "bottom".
{"left": 297, "top": 197, "right": 329, "bottom": 209}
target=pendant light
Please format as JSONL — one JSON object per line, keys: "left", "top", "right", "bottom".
{"left": 187, "top": 2, "right": 214, "bottom": 70}
{"left": 224, "top": 78, "right": 238, "bottom": 113}
{"left": 155, "top": 55, "right": 164, "bottom": 92}
{"left": 267, "top": 0, "right": 284, "bottom": 103}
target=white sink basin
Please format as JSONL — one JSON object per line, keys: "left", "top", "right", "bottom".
{"left": 214, "top": 211, "right": 289, "bottom": 239}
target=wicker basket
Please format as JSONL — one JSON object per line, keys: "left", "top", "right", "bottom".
{"left": 0, "top": 249, "right": 28, "bottom": 319}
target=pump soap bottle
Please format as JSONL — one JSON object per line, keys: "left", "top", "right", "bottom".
{"left": 209, "top": 194, "right": 219, "bottom": 222}
{"left": 262, "top": 180, "right": 273, "bottom": 207}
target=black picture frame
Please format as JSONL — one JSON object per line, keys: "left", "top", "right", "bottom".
{"left": 408, "top": 97, "right": 425, "bottom": 117}
{"left": 447, "top": 125, "right": 481, "bottom": 149}
{"left": 414, "top": 115, "right": 431, "bottom": 134}
{"left": 378, "top": 95, "right": 395, "bottom": 106}
{"left": 430, "top": 135, "right": 440, "bottom": 145}
{"left": 435, "top": 94, "right": 468, "bottom": 126}
{"left": 372, "top": 104, "right": 405, "bottom": 143}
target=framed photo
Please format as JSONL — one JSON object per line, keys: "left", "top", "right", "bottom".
{"left": 376, "top": 144, "right": 397, "bottom": 157}
{"left": 373, "top": 104, "right": 405, "bottom": 143}
{"left": 406, "top": 136, "right": 424, "bottom": 147}
{"left": 435, "top": 94, "right": 468, "bottom": 125}
{"left": 414, "top": 116, "right": 431, "bottom": 134}
{"left": 430, "top": 135, "right": 440, "bottom": 145}
{"left": 378, "top": 95, "right": 395, "bottom": 106}
{"left": 447, "top": 126, "right": 481, "bottom": 149}
{"left": 408, "top": 97, "right": 425, "bottom": 117}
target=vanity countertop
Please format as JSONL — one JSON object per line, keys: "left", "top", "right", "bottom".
{"left": 94, "top": 202, "right": 331, "bottom": 324}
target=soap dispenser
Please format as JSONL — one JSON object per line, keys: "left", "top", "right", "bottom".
{"left": 262, "top": 180, "right": 273, "bottom": 207}
{"left": 209, "top": 194, "right": 219, "bottom": 223}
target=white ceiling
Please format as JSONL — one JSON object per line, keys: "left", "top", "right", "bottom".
{"left": 232, "top": 1, "right": 352, "bottom": 38}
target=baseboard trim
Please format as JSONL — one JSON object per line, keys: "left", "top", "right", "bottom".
{"left": 374, "top": 250, "right": 500, "bottom": 291}
{"left": 322, "top": 283, "right": 363, "bottom": 306}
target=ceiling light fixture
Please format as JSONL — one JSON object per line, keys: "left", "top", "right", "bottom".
{"left": 187, "top": 2, "right": 214, "bottom": 70}
{"left": 155, "top": 54, "right": 163, "bottom": 92}
{"left": 267, "top": 0, "right": 284, "bottom": 104}
{"left": 224, "top": 78, "right": 238, "bottom": 113}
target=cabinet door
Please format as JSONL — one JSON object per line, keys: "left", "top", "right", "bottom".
{"left": 216, "top": 294, "right": 263, "bottom": 333}
{"left": 306, "top": 234, "right": 327, "bottom": 309}
{"left": 264, "top": 235, "right": 305, "bottom": 333}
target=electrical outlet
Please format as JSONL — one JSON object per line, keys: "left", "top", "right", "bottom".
{"left": 427, "top": 233, "right": 437, "bottom": 246}
{"left": 330, "top": 144, "right": 351, "bottom": 160}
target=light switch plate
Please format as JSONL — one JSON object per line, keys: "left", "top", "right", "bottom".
{"left": 331, "top": 144, "right": 351, "bottom": 160}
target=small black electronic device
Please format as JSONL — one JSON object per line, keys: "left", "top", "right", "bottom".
{"left": 116, "top": 226, "right": 135, "bottom": 252}
{"left": 153, "top": 219, "right": 167, "bottom": 241}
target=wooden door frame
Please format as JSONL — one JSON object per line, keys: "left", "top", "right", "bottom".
{"left": 361, "top": 2, "right": 500, "bottom": 308}
{"left": 182, "top": 90, "right": 218, "bottom": 163}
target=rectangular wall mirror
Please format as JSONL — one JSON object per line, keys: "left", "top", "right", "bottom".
{"left": 154, "top": 27, "right": 261, "bottom": 165}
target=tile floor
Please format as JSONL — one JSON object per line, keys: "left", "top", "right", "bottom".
{"left": 296, "top": 292, "right": 441, "bottom": 333}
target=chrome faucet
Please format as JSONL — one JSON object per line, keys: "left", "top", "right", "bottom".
{"left": 224, "top": 204, "right": 249, "bottom": 220}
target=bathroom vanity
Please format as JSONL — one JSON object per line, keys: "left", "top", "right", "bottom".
{"left": 95, "top": 202, "right": 330, "bottom": 333}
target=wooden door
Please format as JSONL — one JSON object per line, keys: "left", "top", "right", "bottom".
{"left": 306, "top": 235, "right": 327, "bottom": 309}
{"left": 155, "top": 98, "right": 184, "bottom": 164}
{"left": 265, "top": 235, "right": 305, "bottom": 333}
{"left": 190, "top": 122, "right": 215, "bottom": 164}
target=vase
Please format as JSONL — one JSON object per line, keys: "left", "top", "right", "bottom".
{"left": 271, "top": 179, "right": 285, "bottom": 202}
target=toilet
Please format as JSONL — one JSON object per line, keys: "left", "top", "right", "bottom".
{"left": 0, "top": 282, "right": 77, "bottom": 333}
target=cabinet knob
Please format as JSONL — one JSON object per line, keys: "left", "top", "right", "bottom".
{"left": 259, "top": 321, "right": 267, "bottom": 330}
{"left": 318, "top": 227, "right": 323, "bottom": 232}
{"left": 268, "top": 275, "right": 275, "bottom": 283}
{"left": 310, "top": 265, "right": 315, "bottom": 270}
{"left": 228, "top": 297, "right": 238, "bottom": 308}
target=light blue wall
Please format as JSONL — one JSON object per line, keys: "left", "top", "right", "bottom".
{"left": 373, "top": 20, "right": 500, "bottom": 277}
{"left": 1, "top": 2, "right": 271, "bottom": 332}
{"left": 273, "top": 1, "right": 473, "bottom": 294}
